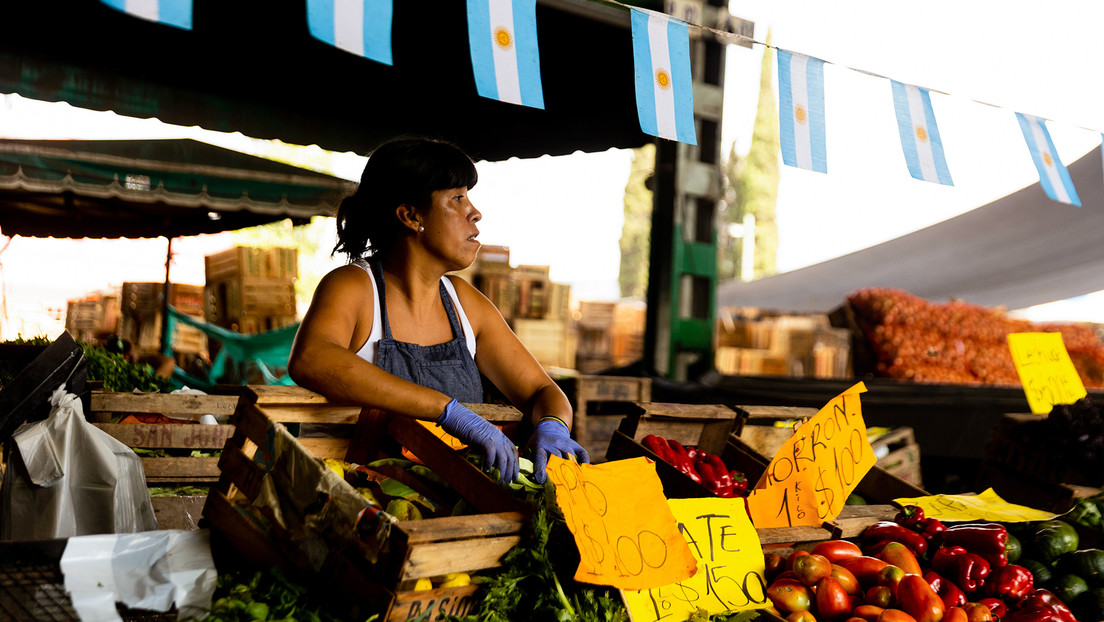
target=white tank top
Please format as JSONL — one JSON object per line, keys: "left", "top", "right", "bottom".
{"left": 351, "top": 260, "right": 476, "bottom": 364}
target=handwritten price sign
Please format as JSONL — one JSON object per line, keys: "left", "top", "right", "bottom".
{"left": 746, "top": 382, "right": 876, "bottom": 528}
{"left": 622, "top": 497, "right": 770, "bottom": 621}
{"left": 894, "top": 488, "right": 1059, "bottom": 523}
{"left": 546, "top": 456, "right": 698, "bottom": 590}
{"left": 1008, "top": 332, "right": 1087, "bottom": 415}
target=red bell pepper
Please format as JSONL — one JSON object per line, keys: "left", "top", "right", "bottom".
{"left": 862, "top": 521, "right": 929, "bottom": 557}
{"left": 977, "top": 597, "right": 1008, "bottom": 619}
{"left": 895, "top": 504, "right": 927, "bottom": 528}
{"left": 919, "top": 517, "right": 946, "bottom": 545}
{"left": 642, "top": 435, "right": 674, "bottom": 463}
{"left": 665, "top": 439, "right": 702, "bottom": 484}
{"left": 984, "top": 564, "right": 1035, "bottom": 603}
{"left": 1015, "top": 590, "right": 1079, "bottom": 622}
{"left": 940, "top": 523, "right": 1009, "bottom": 567}
{"left": 731, "top": 470, "right": 748, "bottom": 494}
{"left": 929, "top": 546, "right": 991, "bottom": 593}
{"left": 923, "top": 570, "right": 967, "bottom": 608}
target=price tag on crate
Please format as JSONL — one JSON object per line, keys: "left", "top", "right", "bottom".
{"left": 621, "top": 497, "right": 770, "bottom": 621}
{"left": 546, "top": 456, "right": 698, "bottom": 590}
{"left": 1008, "top": 332, "right": 1087, "bottom": 415}
{"left": 746, "top": 382, "right": 876, "bottom": 528}
{"left": 894, "top": 488, "right": 1060, "bottom": 522}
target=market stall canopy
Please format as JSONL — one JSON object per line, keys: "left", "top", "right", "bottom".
{"left": 0, "top": 0, "right": 652, "bottom": 161}
{"left": 0, "top": 138, "right": 356, "bottom": 238}
{"left": 717, "top": 146, "right": 1104, "bottom": 313}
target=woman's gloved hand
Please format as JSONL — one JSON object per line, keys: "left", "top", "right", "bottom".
{"left": 527, "top": 418, "right": 590, "bottom": 484}
{"left": 436, "top": 399, "right": 519, "bottom": 484}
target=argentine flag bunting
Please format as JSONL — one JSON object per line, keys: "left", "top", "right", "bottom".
{"left": 307, "top": 0, "right": 393, "bottom": 65}
{"left": 1016, "top": 113, "right": 1081, "bottom": 206}
{"left": 100, "top": 0, "right": 192, "bottom": 30}
{"left": 777, "top": 49, "right": 827, "bottom": 173}
{"left": 467, "top": 0, "right": 544, "bottom": 109}
{"left": 890, "top": 81, "right": 953, "bottom": 186}
{"left": 629, "top": 8, "right": 696, "bottom": 145}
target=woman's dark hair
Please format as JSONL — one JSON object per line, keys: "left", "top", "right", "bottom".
{"left": 333, "top": 136, "right": 478, "bottom": 260}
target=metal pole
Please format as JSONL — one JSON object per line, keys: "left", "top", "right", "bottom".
{"left": 161, "top": 237, "right": 173, "bottom": 355}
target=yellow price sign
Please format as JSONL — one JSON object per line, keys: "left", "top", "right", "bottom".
{"left": 894, "top": 488, "right": 1060, "bottom": 522}
{"left": 546, "top": 456, "right": 698, "bottom": 590}
{"left": 1008, "top": 332, "right": 1087, "bottom": 414}
{"left": 622, "top": 497, "right": 770, "bottom": 621}
{"left": 746, "top": 382, "right": 876, "bottom": 528}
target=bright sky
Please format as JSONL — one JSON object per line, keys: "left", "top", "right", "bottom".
{"left": 1, "top": 0, "right": 1103, "bottom": 338}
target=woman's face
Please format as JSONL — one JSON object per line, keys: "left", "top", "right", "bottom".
{"left": 421, "top": 186, "right": 482, "bottom": 269}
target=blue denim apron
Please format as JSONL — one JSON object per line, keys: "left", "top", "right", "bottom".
{"left": 370, "top": 260, "right": 484, "bottom": 403}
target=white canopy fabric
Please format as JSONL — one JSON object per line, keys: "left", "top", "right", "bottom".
{"left": 717, "top": 146, "right": 1104, "bottom": 313}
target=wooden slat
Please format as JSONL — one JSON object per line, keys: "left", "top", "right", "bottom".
{"left": 202, "top": 490, "right": 284, "bottom": 567}
{"left": 398, "top": 511, "right": 527, "bottom": 544}
{"left": 401, "top": 535, "right": 522, "bottom": 580}
{"left": 91, "top": 391, "right": 240, "bottom": 416}
{"left": 826, "top": 505, "right": 898, "bottom": 539}
{"left": 577, "top": 376, "right": 651, "bottom": 401}
{"left": 216, "top": 443, "right": 267, "bottom": 501}
{"left": 141, "top": 456, "right": 221, "bottom": 479}
{"left": 756, "top": 525, "right": 833, "bottom": 545}
{"left": 252, "top": 404, "right": 364, "bottom": 424}
{"left": 463, "top": 403, "right": 524, "bottom": 423}
{"left": 389, "top": 585, "right": 479, "bottom": 622}
{"left": 636, "top": 403, "right": 739, "bottom": 420}
{"left": 94, "top": 423, "right": 235, "bottom": 448}
{"left": 151, "top": 495, "right": 206, "bottom": 530}
{"left": 300, "top": 437, "right": 351, "bottom": 460}
{"left": 387, "top": 416, "right": 531, "bottom": 515}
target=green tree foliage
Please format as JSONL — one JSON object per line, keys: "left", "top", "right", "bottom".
{"left": 618, "top": 144, "right": 656, "bottom": 299}
{"left": 722, "top": 34, "right": 780, "bottom": 280}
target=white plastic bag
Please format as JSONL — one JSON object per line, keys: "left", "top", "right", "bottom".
{"left": 0, "top": 385, "right": 158, "bottom": 539}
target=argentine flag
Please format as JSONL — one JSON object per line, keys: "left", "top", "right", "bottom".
{"left": 777, "top": 50, "right": 826, "bottom": 173}
{"left": 1016, "top": 113, "right": 1081, "bottom": 206}
{"left": 467, "top": 0, "right": 544, "bottom": 109}
{"left": 307, "top": 0, "right": 393, "bottom": 65}
{"left": 890, "top": 81, "right": 953, "bottom": 186}
{"left": 629, "top": 8, "right": 696, "bottom": 145}
{"left": 100, "top": 0, "right": 191, "bottom": 30}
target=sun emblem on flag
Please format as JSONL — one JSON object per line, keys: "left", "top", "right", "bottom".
{"left": 915, "top": 126, "right": 928, "bottom": 142}
{"left": 655, "top": 68, "right": 671, "bottom": 90}
{"left": 794, "top": 105, "right": 807, "bottom": 124}
{"left": 1043, "top": 151, "right": 1054, "bottom": 167}
{"left": 493, "top": 26, "right": 513, "bottom": 50}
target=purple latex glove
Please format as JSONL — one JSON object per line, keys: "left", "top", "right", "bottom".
{"left": 436, "top": 399, "right": 518, "bottom": 484}
{"left": 527, "top": 419, "right": 590, "bottom": 484}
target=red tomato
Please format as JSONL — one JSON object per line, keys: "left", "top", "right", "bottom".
{"left": 943, "top": 607, "right": 968, "bottom": 622}
{"left": 853, "top": 605, "right": 886, "bottom": 622}
{"left": 788, "top": 549, "right": 812, "bottom": 570}
{"left": 838, "top": 556, "right": 890, "bottom": 589}
{"left": 877, "top": 565, "right": 906, "bottom": 597}
{"left": 961, "top": 603, "right": 993, "bottom": 622}
{"left": 877, "top": 542, "right": 923, "bottom": 577}
{"left": 877, "top": 609, "right": 918, "bottom": 622}
{"left": 812, "top": 540, "right": 864, "bottom": 563}
{"left": 766, "top": 552, "right": 787, "bottom": 581}
{"left": 793, "top": 554, "right": 833, "bottom": 587}
{"left": 830, "top": 564, "right": 862, "bottom": 596}
{"left": 896, "top": 575, "right": 945, "bottom": 622}
{"left": 768, "top": 578, "right": 814, "bottom": 614}
{"left": 815, "top": 577, "right": 854, "bottom": 621}
{"left": 788, "top": 611, "right": 818, "bottom": 622}
{"left": 865, "top": 586, "right": 895, "bottom": 609}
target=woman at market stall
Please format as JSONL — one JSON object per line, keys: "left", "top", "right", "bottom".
{"left": 287, "top": 136, "right": 589, "bottom": 485}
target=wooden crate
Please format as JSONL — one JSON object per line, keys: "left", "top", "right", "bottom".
{"left": 870, "top": 427, "right": 923, "bottom": 488}
{"left": 604, "top": 409, "right": 897, "bottom": 546}
{"left": 203, "top": 385, "right": 531, "bottom": 622}
{"left": 730, "top": 405, "right": 928, "bottom": 504}
{"left": 205, "top": 246, "right": 298, "bottom": 283}
{"left": 560, "top": 375, "right": 652, "bottom": 462}
{"left": 512, "top": 318, "right": 574, "bottom": 369}
{"left": 205, "top": 278, "right": 297, "bottom": 327}
{"left": 90, "top": 390, "right": 242, "bottom": 485}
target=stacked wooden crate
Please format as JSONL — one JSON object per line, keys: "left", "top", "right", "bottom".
{"left": 88, "top": 389, "right": 241, "bottom": 530}
{"left": 715, "top": 308, "right": 852, "bottom": 379}
{"left": 203, "top": 385, "right": 531, "bottom": 622}
{"left": 64, "top": 292, "right": 120, "bottom": 343}
{"left": 204, "top": 246, "right": 298, "bottom": 334}
{"left": 117, "top": 282, "right": 207, "bottom": 357}
{"left": 574, "top": 301, "right": 615, "bottom": 373}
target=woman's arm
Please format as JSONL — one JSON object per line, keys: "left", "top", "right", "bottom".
{"left": 287, "top": 266, "right": 452, "bottom": 421}
{"left": 450, "top": 277, "right": 573, "bottom": 428}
